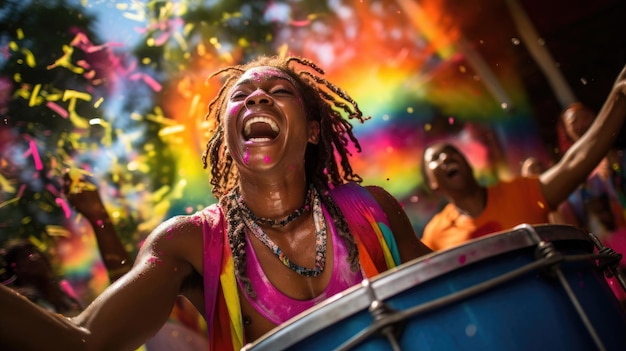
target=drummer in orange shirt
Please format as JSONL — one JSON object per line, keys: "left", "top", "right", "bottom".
{"left": 420, "top": 63, "right": 626, "bottom": 251}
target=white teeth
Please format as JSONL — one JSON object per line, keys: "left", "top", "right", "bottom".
{"left": 244, "top": 116, "right": 279, "bottom": 136}
{"left": 248, "top": 137, "right": 272, "bottom": 142}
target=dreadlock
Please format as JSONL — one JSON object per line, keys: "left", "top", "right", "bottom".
{"left": 202, "top": 55, "right": 368, "bottom": 296}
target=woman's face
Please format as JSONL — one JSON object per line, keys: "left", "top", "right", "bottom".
{"left": 223, "top": 66, "right": 319, "bottom": 176}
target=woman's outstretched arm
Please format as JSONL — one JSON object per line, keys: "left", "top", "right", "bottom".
{"left": 0, "top": 215, "right": 204, "bottom": 351}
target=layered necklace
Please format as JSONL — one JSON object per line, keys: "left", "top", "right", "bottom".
{"left": 236, "top": 185, "right": 327, "bottom": 277}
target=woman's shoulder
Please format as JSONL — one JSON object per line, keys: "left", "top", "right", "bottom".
{"left": 141, "top": 204, "right": 223, "bottom": 260}
{"left": 152, "top": 204, "right": 222, "bottom": 237}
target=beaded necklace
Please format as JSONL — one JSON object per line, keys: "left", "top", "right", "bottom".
{"left": 238, "top": 187, "right": 313, "bottom": 228}
{"left": 236, "top": 186, "right": 327, "bottom": 277}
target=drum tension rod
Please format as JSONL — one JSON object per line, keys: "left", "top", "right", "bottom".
{"left": 340, "top": 278, "right": 405, "bottom": 351}
{"left": 528, "top": 227, "right": 607, "bottom": 351}
{"left": 588, "top": 232, "right": 626, "bottom": 294}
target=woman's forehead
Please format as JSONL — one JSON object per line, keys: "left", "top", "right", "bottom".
{"left": 425, "top": 143, "right": 457, "bottom": 158}
{"left": 237, "top": 66, "right": 293, "bottom": 83}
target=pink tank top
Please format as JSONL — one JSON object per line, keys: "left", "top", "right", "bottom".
{"left": 238, "top": 206, "right": 363, "bottom": 325}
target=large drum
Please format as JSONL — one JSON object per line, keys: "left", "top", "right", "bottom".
{"left": 243, "top": 224, "right": 626, "bottom": 351}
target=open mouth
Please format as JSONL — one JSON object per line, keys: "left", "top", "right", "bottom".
{"left": 446, "top": 169, "right": 460, "bottom": 178}
{"left": 443, "top": 163, "right": 460, "bottom": 178}
{"left": 243, "top": 116, "right": 280, "bottom": 142}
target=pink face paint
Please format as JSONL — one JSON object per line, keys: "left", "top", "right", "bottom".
{"left": 243, "top": 147, "right": 250, "bottom": 164}
{"left": 228, "top": 104, "right": 239, "bottom": 116}
{"left": 263, "top": 155, "right": 271, "bottom": 163}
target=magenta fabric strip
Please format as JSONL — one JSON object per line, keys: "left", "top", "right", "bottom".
{"left": 200, "top": 205, "right": 225, "bottom": 338}
{"left": 239, "top": 205, "right": 363, "bottom": 325}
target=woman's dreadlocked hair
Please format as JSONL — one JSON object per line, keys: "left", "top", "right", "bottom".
{"left": 201, "top": 55, "right": 369, "bottom": 296}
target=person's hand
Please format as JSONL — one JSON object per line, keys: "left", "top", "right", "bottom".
{"left": 62, "top": 168, "right": 107, "bottom": 221}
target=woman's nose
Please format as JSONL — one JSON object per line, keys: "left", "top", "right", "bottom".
{"left": 245, "top": 89, "right": 273, "bottom": 107}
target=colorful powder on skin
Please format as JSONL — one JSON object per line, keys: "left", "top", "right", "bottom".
{"left": 263, "top": 155, "right": 271, "bottom": 163}
{"left": 243, "top": 147, "right": 250, "bottom": 164}
{"left": 148, "top": 256, "right": 163, "bottom": 266}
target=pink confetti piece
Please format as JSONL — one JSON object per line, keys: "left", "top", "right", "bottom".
{"left": 76, "top": 60, "right": 91, "bottom": 69}
{"left": 153, "top": 32, "right": 170, "bottom": 46}
{"left": 46, "top": 101, "right": 69, "bottom": 118}
{"left": 55, "top": 197, "right": 71, "bottom": 219}
{"left": 29, "top": 140, "right": 43, "bottom": 171}
{"left": 289, "top": 19, "right": 311, "bottom": 27}
{"left": 17, "top": 184, "right": 26, "bottom": 198}
{"left": 46, "top": 183, "right": 59, "bottom": 197}
{"left": 129, "top": 73, "right": 162, "bottom": 92}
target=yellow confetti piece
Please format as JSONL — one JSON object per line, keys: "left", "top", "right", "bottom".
{"left": 21, "top": 48, "right": 36, "bottom": 67}
{"left": 66, "top": 167, "right": 97, "bottom": 193}
{"left": 209, "top": 37, "right": 221, "bottom": 49}
{"left": 9, "top": 41, "right": 18, "bottom": 51}
{"left": 0, "top": 197, "right": 20, "bottom": 209}
{"left": 27, "top": 236, "right": 46, "bottom": 252}
{"left": 277, "top": 43, "right": 288, "bottom": 58}
{"left": 173, "top": 31, "right": 188, "bottom": 51}
{"left": 189, "top": 93, "right": 201, "bottom": 118}
{"left": 94, "top": 97, "right": 104, "bottom": 109}
{"left": 152, "top": 185, "right": 171, "bottom": 202}
{"left": 45, "top": 92, "right": 63, "bottom": 102}
{"left": 158, "top": 124, "right": 185, "bottom": 137}
{"left": 0, "top": 173, "right": 16, "bottom": 193}
{"left": 47, "top": 45, "right": 84, "bottom": 74}
{"left": 16, "top": 28, "right": 24, "bottom": 40}
{"left": 69, "top": 111, "right": 89, "bottom": 129}
{"left": 45, "top": 225, "right": 71, "bottom": 238}
{"left": 183, "top": 23, "right": 194, "bottom": 36}
{"left": 197, "top": 42, "right": 206, "bottom": 56}
{"left": 130, "top": 112, "right": 143, "bottom": 121}
{"left": 238, "top": 37, "right": 250, "bottom": 48}
{"left": 29, "top": 84, "right": 42, "bottom": 107}
{"left": 62, "top": 89, "right": 92, "bottom": 102}
{"left": 39, "top": 202, "right": 55, "bottom": 213}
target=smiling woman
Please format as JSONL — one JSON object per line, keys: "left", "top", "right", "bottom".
{"left": 0, "top": 55, "right": 432, "bottom": 351}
